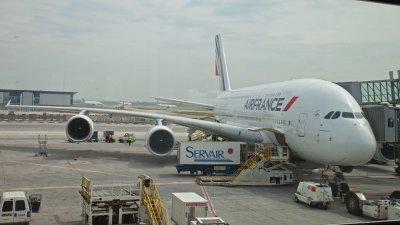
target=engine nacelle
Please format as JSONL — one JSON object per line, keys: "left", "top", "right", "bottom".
{"left": 373, "top": 143, "right": 398, "bottom": 163}
{"left": 145, "top": 125, "right": 175, "bottom": 156}
{"left": 65, "top": 115, "right": 94, "bottom": 142}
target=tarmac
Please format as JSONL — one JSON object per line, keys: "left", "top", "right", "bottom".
{"left": 0, "top": 121, "right": 398, "bottom": 225}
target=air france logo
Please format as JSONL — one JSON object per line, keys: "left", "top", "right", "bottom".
{"left": 243, "top": 96, "right": 298, "bottom": 112}
{"left": 186, "top": 146, "right": 234, "bottom": 163}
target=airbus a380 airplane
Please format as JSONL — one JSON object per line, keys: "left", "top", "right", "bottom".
{"left": 7, "top": 35, "right": 376, "bottom": 167}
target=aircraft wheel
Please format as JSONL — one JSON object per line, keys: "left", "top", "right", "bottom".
{"left": 345, "top": 191, "right": 362, "bottom": 216}
{"left": 340, "top": 183, "right": 350, "bottom": 194}
{"left": 294, "top": 196, "right": 299, "bottom": 203}
{"left": 329, "top": 182, "right": 338, "bottom": 197}
{"left": 395, "top": 167, "right": 400, "bottom": 176}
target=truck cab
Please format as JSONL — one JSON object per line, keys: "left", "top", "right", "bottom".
{"left": 0, "top": 191, "right": 32, "bottom": 224}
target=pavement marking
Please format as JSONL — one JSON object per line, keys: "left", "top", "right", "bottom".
{"left": 0, "top": 160, "right": 136, "bottom": 177}
{"left": 0, "top": 181, "right": 196, "bottom": 191}
{"left": 200, "top": 185, "right": 216, "bottom": 216}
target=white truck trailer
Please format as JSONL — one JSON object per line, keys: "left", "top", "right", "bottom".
{"left": 176, "top": 142, "right": 245, "bottom": 175}
{"left": 171, "top": 192, "right": 209, "bottom": 225}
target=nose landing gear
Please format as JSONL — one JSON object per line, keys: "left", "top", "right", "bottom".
{"left": 321, "top": 166, "right": 351, "bottom": 197}
{"left": 395, "top": 158, "right": 400, "bottom": 176}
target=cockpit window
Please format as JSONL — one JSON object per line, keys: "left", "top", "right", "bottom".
{"left": 354, "top": 112, "right": 364, "bottom": 119}
{"left": 342, "top": 112, "right": 355, "bottom": 119}
{"left": 324, "top": 111, "right": 334, "bottom": 119}
{"left": 331, "top": 111, "right": 341, "bottom": 119}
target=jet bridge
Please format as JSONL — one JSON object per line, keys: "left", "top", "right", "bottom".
{"left": 337, "top": 70, "right": 400, "bottom": 165}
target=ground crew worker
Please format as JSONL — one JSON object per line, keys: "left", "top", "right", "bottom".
{"left": 127, "top": 134, "right": 133, "bottom": 146}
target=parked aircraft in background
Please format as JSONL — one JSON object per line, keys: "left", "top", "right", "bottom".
{"left": 7, "top": 35, "right": 377, "bottom": 169}
{"left": 119, "top": 101, "right": 132, "bottom": 106}
{"left": 157, "top": 103, "right": 177, "bottom": 109}
{"left": 153, "top": 96, "right": 214, "bottom": 110}
{"left": 82, "top": 99, "right": 103, "bottom": 106}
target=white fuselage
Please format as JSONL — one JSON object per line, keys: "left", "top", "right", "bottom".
{"left": 214, "top": 79, "right": 376, "bottom": 166}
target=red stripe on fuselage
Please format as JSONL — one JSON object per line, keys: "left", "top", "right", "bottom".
{"left": 283, "top": 96, "right": 299, "bottom": 111}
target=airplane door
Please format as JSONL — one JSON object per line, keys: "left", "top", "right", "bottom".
{"left": 297, "top": 113, "right": 308, "bottom": 137}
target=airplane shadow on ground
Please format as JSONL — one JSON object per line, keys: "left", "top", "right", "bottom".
{"left": 356, "top": 163, "right": 397, "bottom": 175}
{"left": 0, "top": 145, "right": 177, "bottom": 168}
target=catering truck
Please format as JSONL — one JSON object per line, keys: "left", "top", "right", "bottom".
{"left": 175, "top": 141, "right": 246, "bottom": 175}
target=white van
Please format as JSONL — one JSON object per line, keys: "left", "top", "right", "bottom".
{"left": 294, "top": 181, "right": 334, "bottom": 209}
{"left": 0, "top": 191, "right": 32, "bottom": 224}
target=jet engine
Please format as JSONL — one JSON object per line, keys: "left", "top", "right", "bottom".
{"left": 65, "top": 115, "right": 94, "bottom": 142}
{"left": 373, "top": 143, "right": 398, "bottom": 163}
{"left": 145, "top": 125, "right": 175, "bottom": 156}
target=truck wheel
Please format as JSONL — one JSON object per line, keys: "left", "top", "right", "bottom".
{"left": 204, "top": 169, "right": 213, "bottom": 176}
{"left": 318, "top": 202, "right": 328, "bottom": 210}
{"left": 389, "top": 190, "right": 400, "bottom": 200}
{"left": 345, "top": 191, "right": 362, "bottom": 216}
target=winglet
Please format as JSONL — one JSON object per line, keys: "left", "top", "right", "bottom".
{"left": 5, "top": 100, "right": 11, "bottom": 107}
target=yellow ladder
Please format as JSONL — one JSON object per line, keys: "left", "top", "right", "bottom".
{"left": 140, "top": 177, "right": 169, "bottom": 225}
{"left": 141, "top": 187, "right": 160, "bottom": 225}
{"left": 80, "top": 176, "right": 91, "bottom": 204}
{"left": 229, "top": 145, "right": 271, "bottom": 180}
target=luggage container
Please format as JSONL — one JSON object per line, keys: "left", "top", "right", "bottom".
{"left": 171, "top": 192, "right": 208, "bottom": 225}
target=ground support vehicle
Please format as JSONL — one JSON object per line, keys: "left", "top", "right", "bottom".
{"left": 103, "top": 130, "right": 115, "bottom": 143}
{"left": 87, "top": 131, "right": 98, "bottom": 142}
{"left": 176, "top": 164, "right": 239, "bottom": 175}
{"left": 118, "top": 133, "right": 135, "bottom": 143}
{"left": 395, "top": 158, "right": 400, "bottom": 176}
{"left": 171, "top": 192, "right": 208, "bottom": 225}
{"left": 36, "top": 134, "right": 48, "bottom": 157}
{"left": 175, "top": 142, "right": 245, "bottom": 175}
{"left": 294, "top": 181, "right": 334, "bottom": 209}
{"left": 80, "top": 175, "right": 168, "bottom": 225}
{"left": 197, "top": 145, "right": 293, "bottom": 186}
{"left": 345, "top": 190, "right": 400, "bottom": 220}
{"left": 0, "top": 191, "right": 41, "bottom": 225}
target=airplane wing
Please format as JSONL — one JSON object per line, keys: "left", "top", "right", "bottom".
{"left": 152, "top": 96, "right": 214, "bottom": 110}
{"left": 5, "top": 101, "right": 263, "bottom": 143}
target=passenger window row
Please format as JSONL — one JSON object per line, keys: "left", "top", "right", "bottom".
{"left": 324, "top": 111, "right": 364, "bottom": 119}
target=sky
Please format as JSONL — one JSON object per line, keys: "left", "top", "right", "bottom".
{"left": 0, "top": 0, "right": 399, "bottom": 103}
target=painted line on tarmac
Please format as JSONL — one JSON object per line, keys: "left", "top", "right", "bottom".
{"left": 200, "top": 185, "right": 216, "bottom": 216}
{"left": 0, "top": 161, "right": 196, "bottom": 185}
{"left": 0, "top": 181, "right": 196, "bottom": 191}
{"left": 0, "top": 160, "right": 135, "bottom": 177}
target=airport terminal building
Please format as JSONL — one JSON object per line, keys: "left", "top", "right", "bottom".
{"left": 0, "top": 89, "right": 77, "bottom": 106}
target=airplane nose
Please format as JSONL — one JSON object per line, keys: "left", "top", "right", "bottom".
{"left": 344, "top": 124, "right": 376, "bottom": 165}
